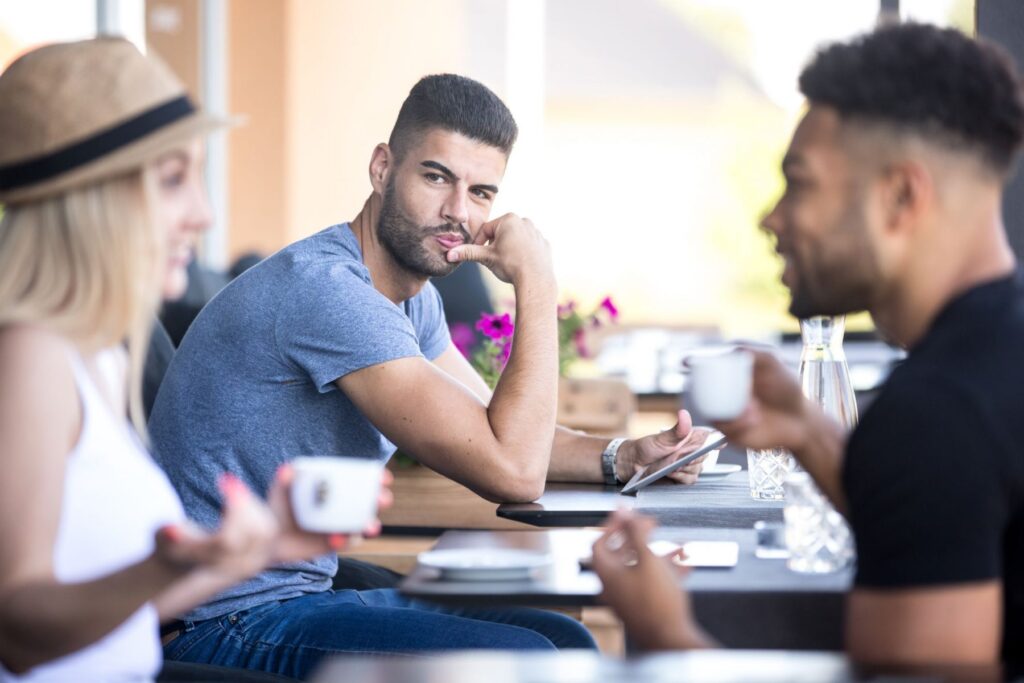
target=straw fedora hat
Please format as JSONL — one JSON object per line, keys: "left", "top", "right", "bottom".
{"left": 0, "top": 36, "right": 234, "bottom": 205}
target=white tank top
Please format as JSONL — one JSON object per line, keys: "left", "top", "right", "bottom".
{"left": 1, "top": 347, "right": 185, "bottom": 683}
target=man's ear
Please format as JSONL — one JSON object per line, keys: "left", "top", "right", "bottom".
{"left": 880, "top": 160, "right": 932, "bottom": 235}
{"left": 368, "top": 143, "right": 392, "bottom": 195}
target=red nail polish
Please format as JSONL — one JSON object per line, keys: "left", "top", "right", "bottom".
{"left": 329, "top": 534, "right": 346, "bottom": 550}
{"left": 161, "top": 525, "right": 181, "bottom": 542}
{"left": 218, "top": 473, "right": 245, "bottom": 501}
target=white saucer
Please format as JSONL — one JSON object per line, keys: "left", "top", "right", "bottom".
{"left": 417, "top": 548, "right": 553, "bottom": 581}
{"left": 700, "top": 464, "right": 742, "bottom": 479}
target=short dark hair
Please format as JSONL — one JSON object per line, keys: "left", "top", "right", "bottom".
{"left": 388, "top": 74, "right": 518, "bottom": 161}
{"left": 799, "top": 23, "right": 1024, "bottom": 175}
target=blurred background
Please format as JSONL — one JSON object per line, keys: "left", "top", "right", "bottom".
{"left": 0, "top": 0, "right": 977, "bottom": 332}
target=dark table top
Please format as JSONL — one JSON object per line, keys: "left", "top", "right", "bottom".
{"left": 311, "top": 650, "right": 1003, "bottom": 683}
{"left": 498, "top": 470, "right": 784, "bottom": 528}
{"left": 401, "top": 527, "right": 852, "bottom": 649}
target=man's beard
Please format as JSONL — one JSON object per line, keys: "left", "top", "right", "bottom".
{"left": 377, "top": 181, "right": 471, "bottom": 278}
{"left": 787, "top": 198, "right": 879, "bottom": 320}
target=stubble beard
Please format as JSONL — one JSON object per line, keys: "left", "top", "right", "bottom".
{"left": 787, "top": 198, "right": 879, "bottom": 320}
{"left": 377, "top": 181, "right": 470, "bottom": 278}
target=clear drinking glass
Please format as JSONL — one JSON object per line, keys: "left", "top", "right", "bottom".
{"left": 746, "top": 448, "right": 794, "bottom": 501}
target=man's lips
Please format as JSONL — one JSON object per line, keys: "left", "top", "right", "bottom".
{"left": 778, "top": 252, "right": 796, "bottom": 287}
{"left": 434, "top": 234, "right": 465, "bottom": 250}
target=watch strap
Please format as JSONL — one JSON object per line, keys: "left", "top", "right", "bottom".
{"left": 601, "top": 437, "right": 627, "bottom": 486}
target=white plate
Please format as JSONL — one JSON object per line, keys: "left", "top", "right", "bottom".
{"left": 417, "top": 548, "right": 553, "bottom": 581}
{"left": 700, "top": 463, "right": 742, "bottom": 479}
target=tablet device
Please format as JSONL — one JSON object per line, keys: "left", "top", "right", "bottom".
{"left": 620, "top": 432, "right": 728, "bottom": 495}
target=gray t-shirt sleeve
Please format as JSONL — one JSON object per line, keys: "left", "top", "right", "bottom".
{"left": 275, "top": 261, "right": 425, "bottom": 392}
{"left": 410, "top": 281, "right": 452, "bottom": 361}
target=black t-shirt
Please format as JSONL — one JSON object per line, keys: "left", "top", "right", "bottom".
{"left": 843, "top": 273, "right": 1024, "bottom": 661}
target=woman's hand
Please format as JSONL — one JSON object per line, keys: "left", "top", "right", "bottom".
{"left": 153, "top": 474, "right": 278, "bottom": 582}
{"left": 265, "top": 464, "right": 395, "bottom": 564}
{"left": 153, "top": 465, "right": 395, "bottom": 585}
{"left": 152, "top": 475, "right": 280, "bottom": 581}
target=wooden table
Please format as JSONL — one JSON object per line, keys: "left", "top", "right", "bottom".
{"left": 498, "top": 471, "right": 784, "bottom": 529}
{"left": 400, "top": 527, "right": 851, "bottom": 650}
{"left": 311, "top": 650, "right": 1002, "bottom": 683}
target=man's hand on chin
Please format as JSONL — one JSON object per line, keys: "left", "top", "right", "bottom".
{"left": 615, "top": 410, "right": 712, "bottom": 485}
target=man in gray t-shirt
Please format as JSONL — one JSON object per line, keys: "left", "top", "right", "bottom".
{"left": 151, "top": 223, "right": 449, "bottom": 619}
{"left": 151, "top": 74, "right": 708, "bottom": 680}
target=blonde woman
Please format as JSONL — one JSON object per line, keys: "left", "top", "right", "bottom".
{"left": 0, "top": 38, "right": 379, "bottom": 681}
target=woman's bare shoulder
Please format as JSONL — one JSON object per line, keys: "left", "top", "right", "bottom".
{"left": 0, "top": 325, "right": 78, "bottom": 421}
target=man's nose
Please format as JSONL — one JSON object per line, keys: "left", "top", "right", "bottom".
{"left": 441, "top": 188, "right": 470, "bottom": 227}
{"left": 759, "top": 200, "right": 783, "bottom": 237}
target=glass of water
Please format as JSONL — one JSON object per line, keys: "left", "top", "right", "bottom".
{"left": 783, "top": 471, "right": 854, "bottom": 573}
{"left": 746, "top": 448, "right": 794, "bottom": 500}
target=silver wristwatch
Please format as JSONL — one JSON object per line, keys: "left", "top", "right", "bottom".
{"left": 601, "top": 437, "right": 627, "bottom": 486}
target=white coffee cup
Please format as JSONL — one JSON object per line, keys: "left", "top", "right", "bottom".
{"left": 686, "top": 349, "right": 754, "bottom": 421}
{"left": 290, "top": 456, "right": 383, "bottom": 533}
{"left": 700, "top": 431, "right": 722, "bottom": 469}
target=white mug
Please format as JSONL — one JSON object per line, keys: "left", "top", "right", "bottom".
{"left": 686, "top": 349, "right": 754, "bottom": 421}
{"left": 290, "top": 456, "right": 383, "bottom": 533}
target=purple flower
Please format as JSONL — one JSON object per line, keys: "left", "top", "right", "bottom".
{"left": 476, "top": 312, "right": 514, "bottom": 340}
{"left": 557, "top": 300, "right": 577, "bottom": 319}
{"left": 449, "top": 322, "right": 475, "bottom": 358}
{"left": 573, "top": 328, "right": 589, "bottom": 358}
{"left": 599, "top": 296, "right": 619, "bottom": 321}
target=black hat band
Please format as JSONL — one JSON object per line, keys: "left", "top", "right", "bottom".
{"left": 0, "top": 95, "right": 195, "bottom": 191}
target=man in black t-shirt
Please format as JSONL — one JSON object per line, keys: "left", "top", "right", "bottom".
{"left": 593, "top": 23, "right": 1024, "bottom": 667}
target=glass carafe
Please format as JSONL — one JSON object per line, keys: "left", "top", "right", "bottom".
{"left": 784, "top": 315, "right": 857, "bottom": 573}
{"left": 798, "top": 316, "right": 858, "bottom": 429}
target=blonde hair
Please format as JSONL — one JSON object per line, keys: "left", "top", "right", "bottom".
{"left": 0, "top": 170, "right": 165, "bottom": 435}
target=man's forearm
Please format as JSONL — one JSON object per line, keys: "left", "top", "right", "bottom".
{"left": 546, "top": 426, "right": 610, "bottom": 483}
{"left": 485, "top": 275, "right": 560, "bottom": 493}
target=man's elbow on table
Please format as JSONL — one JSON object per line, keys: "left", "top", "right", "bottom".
{"left": 465, "top": 462, "right": 546, "bottom": 504}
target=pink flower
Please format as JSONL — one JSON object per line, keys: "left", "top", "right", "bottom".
{"left": 557, "top": 300, "right": 577, "bottom": 319}
{"left": 573, "top": 328, "right": 589, "bottom": 358}
{"left": 449, "top": 322, "right": 475, "bottom": 358}
{"left": 476, "top": 312, "right": 514, "bottom": 340}
{"left": 599, "top": 296, "right": 619, "bottom": 321}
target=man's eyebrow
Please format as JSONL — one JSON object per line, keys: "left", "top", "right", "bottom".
{"left": 472, "top": 183, "right": 500, "bottom": 195}
{"left": 420, "top": 160, "right": 456, "bottom": 179}
{"left": 420, "top": 160, "right": 499, "bottom": 195}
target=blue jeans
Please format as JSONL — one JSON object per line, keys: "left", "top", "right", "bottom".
{"left": 164, "top": 589, "right": 597, "bottom": 680}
